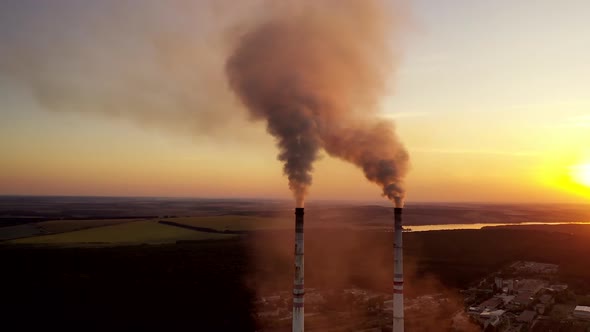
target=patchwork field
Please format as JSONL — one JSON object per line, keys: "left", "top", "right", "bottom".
{"left": 2, "top": 214, "right": 281, "bottom": 246}
{"left": 9, "top": 220, "right": 235, "bottom": 245}
{"left": 37, "top": 218, "right": 140, "bottom": 233}
{"left": 0, "top": 223, "right": 44, "bottom": 241}
{"left": 0, "top": 218, "right": 143, "bottom": 241}
{"left": 161, "top": 215, "right": 291, "bottom": 231}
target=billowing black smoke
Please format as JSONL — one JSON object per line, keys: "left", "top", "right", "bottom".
{"left": 226, "top": 0, "right": 409, "bottom": 207}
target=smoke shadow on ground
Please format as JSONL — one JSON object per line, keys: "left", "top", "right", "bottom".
{"left": 245, "top": 224, "right": 478, "bottom": 331}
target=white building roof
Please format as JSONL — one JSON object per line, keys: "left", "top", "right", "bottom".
{"left": 480, "top": 309, "right": 505, "bottom": 318}
{"left": 574, "top": 306, "right": 590, "bottom": 313}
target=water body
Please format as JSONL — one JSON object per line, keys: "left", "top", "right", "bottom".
{"left": 407, "top": 222, "right": 590, "bottom": 232}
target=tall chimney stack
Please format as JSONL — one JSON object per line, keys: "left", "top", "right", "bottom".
{"left": 292, "top": 207, "right": 305, "bottom": 332}
{"left": 393, "top": 207, "right": 404, "bottom": 332}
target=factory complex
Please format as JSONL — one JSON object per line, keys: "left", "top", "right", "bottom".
{"left": 463, "top": 261, "right": 590, "bottom": 331}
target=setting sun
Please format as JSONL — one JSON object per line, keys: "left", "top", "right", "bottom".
{"left": 572, "top": 163, "right": 590, "bottom": 188}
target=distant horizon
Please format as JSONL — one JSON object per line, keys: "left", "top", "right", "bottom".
{"left": 2, "top": 193, "right": 589, "bottom": 207}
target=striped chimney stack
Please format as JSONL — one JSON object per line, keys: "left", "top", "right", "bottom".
{"left": 393, "top": 207, "right": 404, "bottom": 332}
{"left": 292, "top": 207, "right": 305, "bottom": 332}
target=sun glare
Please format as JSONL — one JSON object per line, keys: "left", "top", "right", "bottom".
{"left": 572, "top": 163, "right": 590, "bottom": 188}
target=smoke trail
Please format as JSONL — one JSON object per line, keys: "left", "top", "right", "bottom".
{"left": 0, "top": 0, "right": 253, "bottom": 138}
{"left": 0, "top": 0, "right": 409, "bottom": 205}
{"left": 226, "top": 0, "right": 409, "bottom": 206}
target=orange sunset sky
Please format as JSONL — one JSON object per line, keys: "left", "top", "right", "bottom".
{"left": 1, "top": 0, "right": 589, "bottom": 204}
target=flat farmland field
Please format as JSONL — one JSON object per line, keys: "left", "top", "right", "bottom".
{"left": 38, "top": 218, "right": 141, "bottom": 234}
{"left": 0, "top": 223, "right": 44, "bottom": 241}
{"left": 9, "top": 220, "right": 236, "bottom": 245}
{"left": 162, "top": 215, "right": 291, "bottom": 231}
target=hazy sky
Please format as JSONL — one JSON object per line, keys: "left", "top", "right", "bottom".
{"left": 1, "top": 0, "right": 589, "bottom": 204}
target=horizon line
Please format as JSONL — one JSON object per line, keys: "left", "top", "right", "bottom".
{"left": 0, "top": 194, "right": 588, "bottom": 206}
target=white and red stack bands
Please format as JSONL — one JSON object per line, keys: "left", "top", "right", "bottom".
{"left": 292, "top": 207, "right": 305, "bottom": 332}
{"left": 393, "top": 207, "right": 404, "bottom": 332}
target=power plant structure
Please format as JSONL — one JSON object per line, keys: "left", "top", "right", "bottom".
{"left": 290, "top": 206, "right": 403, "bottom": 331}
{"left": 292, "top": 207, "right": 305, "bottom": 332}
{"left": 393, "top": 207, "right": 404, "bottom": 332}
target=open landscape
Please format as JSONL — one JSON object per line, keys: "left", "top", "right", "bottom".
{"left": 2, "top": 196, "right": 590, "bottom": 331}
{"left": 2, "top": 1, "right": 590, "bottom": 331}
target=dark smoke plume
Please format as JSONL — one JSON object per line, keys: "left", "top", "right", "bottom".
{"left": 0, "top": 0, "right": 409, "bottom": 205}
{"left": 226, "top": 0, "right": 409, "bottom": 206}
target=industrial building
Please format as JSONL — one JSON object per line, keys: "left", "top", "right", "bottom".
{"left": 460, "top": 261, "right": 590, "bottom": 331}
{"left": 516, "top": 310, "right": 536, "bottom": 324}
{"left": 574, "top": 306, "right": 590, "bottom": 320}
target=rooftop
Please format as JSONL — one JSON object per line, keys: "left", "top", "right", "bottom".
{"left": 477, "top": 297, "right": 504, "bottom": 311}
{"left": 574, "top": 305, "right": 590, "bottom": 313}
{"left": 513, "top": 292, "right": 534, "bottom": 306}
{"left": 480, "top": 309, "right": 506, "bottom": 318}
{"left": 516, "top": 279, "right": 546, "bottom": 293}
{"left": 517, "top": 310, "right": 536, "bottom": 323}
{"left": 539, "top": 294, "right": 553, "bottom": 304}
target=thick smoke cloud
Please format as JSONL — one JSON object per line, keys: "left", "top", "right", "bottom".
{"left": 226, "top": 0, "right": 409, "bottom": 206}
{"left": 0, "top": 0, "right": 409, "bottom": 206}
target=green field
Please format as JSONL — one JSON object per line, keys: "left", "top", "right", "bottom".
{"left": 9, "top": 220, "right": 235, "bottom": 245}
{"left": 38, "top": 218, "right": 140, "bottom": 234}
{"left": 162, "top": 215, "right": 291, "bottom": 231}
